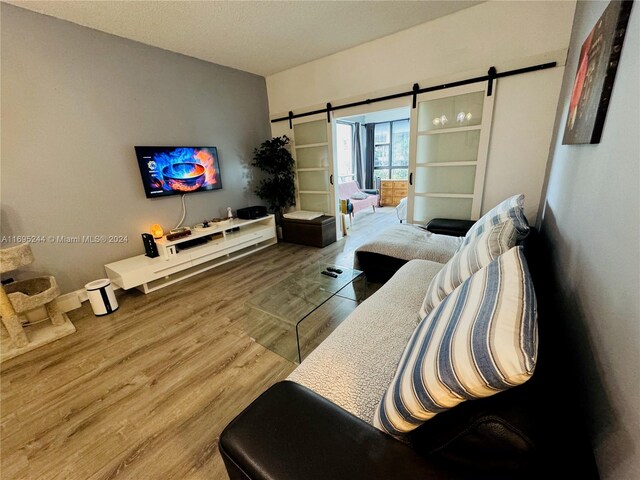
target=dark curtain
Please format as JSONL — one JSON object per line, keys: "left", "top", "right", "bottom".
{"left": 364, "top": 123, "right": 375, "bottom": 189}
{"left": 352, "top": 122, "right": 364, "bottom": 188}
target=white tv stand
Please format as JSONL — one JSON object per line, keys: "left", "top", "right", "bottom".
{"left": 105, "top": 215, "right": 277, "bottom": 294}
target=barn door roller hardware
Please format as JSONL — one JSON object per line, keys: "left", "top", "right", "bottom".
{"left": 272, "top": 61, "right": 556, "bottom": 127}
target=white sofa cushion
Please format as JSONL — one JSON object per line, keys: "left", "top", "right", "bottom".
{"left": 374, "top": 247, "right": 537, "bottom": 436}
{"left": 459, "top": 194, "right": 529, "bottom": 250}
{"left": 420, "top": 219, "right": 518, "bottom": 319}
{"left": 288, "top": 259, "right": 444, "bottom": 424}
{"left": 354, "top": 224, "right": 463, "bottom": 269}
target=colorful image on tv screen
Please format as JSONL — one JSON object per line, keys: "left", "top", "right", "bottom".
{"left": 135, "top": 146, "right": 222, "bottom": 198}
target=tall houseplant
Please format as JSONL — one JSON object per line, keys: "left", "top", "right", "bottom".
{"left": 252, "top": 136, "right": 296, "bottom": 224}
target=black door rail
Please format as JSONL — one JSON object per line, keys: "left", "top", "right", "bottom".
{"left": 274, "top": 61, "right": 557, "bottom": 127}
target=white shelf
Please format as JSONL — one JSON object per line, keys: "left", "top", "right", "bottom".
{"left": 142, "top": 240, "right": 276, "bottom": 293}
{"left": 105, "top": 215, "right": 277, "bottom": 294}
{"left": 296, "top": 167, "right": 328, "bottom": 172}
{"left": 294, "top": 142, "right": 329, "bottom": 149}
{"left": 413, "top": 193, "right": 474, "bottom": 199}
{"left": 155, "top": 216, "right": 271, "bottom": 247}
{"left": 417, "top": 125, "right": 481, "bottom": 136}
{"left": 415, "top": 161, "right": 477, "bottom": 167}
{"left": 298, "top": 190, "right": 329, "bottom": 195}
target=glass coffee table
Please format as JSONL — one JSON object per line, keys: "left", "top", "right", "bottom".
{"left": 244, "top": 262, "right": 365, "bottom": 363}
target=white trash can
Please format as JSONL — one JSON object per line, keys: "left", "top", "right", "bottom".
{"left": 85, "top": 279, "right": 119, "bottom": 316}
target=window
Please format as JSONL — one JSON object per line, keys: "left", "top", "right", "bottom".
{"left": 373, "top": 119, "right": 409, "bottom": 180}
{"left": 336, "top": 122, "right": 354, "bottom": 182}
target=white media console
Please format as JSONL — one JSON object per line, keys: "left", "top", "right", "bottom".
{"left": 105, "top": 215, "right": 277, "bottom": 293}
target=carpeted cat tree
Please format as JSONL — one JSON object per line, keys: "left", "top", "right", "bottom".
{"left": 0, "top": 243, "right": 76, "bottom": 362}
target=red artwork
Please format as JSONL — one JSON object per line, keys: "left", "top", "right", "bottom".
{"left": 562, "top": 1, "right": 633, "bottom": 145}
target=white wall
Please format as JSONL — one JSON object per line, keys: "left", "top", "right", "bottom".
{"left": 362, "top": 107, "right": 410, "bottom": 124}
{"left": 483, "top": 68, "right": 565, "bottom": 222}
{"left": 539, "top": 2, "right": 639, "bottom": 478}
{"left": 267, "top": 1, "right": 575, "bottom": 114}
{"left": 266, "top": 0, "right": 576, "bottom": 222}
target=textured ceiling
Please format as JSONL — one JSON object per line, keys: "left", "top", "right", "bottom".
{"left": 5, "top": 0, "right": 482, "bottom": 76}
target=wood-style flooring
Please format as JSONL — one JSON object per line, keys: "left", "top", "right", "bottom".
{"left": 1, "top": 208, "right": 399, "bottom": 480}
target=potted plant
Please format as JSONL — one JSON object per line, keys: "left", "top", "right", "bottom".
{"left": 252, "top": 136, "right": 296, "bottom": 234}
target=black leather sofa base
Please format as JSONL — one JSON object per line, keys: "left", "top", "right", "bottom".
{"left": 354, "top": 251, "right": 408, "bottom": 283}
{"left": 425, "top": 218, "right": 476, "bottom": 236}
{"left": 221, "top": 380, "right": 598, "bottom": 480}
{"left": 220, "top": 381, "right": 462, "bottom": 480}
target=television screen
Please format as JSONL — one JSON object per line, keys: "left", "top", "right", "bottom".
{"left": 135, "top": 146, "right": 222, "bottom": 198}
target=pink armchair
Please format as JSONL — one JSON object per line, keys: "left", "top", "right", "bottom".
{"left": 337, "top": 181, "right": 379, "bottom": 217}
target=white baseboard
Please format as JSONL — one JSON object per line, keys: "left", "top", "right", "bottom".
{"left": 56, "top": 291, "right": 83, "bottom": 312}
{"left": 56, "top": 284, "right": 121, "bottom": 313}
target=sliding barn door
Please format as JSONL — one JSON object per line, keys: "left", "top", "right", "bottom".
{"left": 407, "top": 84, "right": 495, "bottom": 224}
{"left": 291, "top": 115, "right": 336, "bottom": 215}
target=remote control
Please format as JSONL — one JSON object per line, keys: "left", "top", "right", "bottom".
{"left": 321, "top": 270, "right": 338, "bottom": 278}
{"left": 326, "top": 267, "right": 343, "bottom": 274}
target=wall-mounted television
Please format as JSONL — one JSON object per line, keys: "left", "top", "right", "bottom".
{"left": 135, "top": 146, "right": 222, "bottom": 198}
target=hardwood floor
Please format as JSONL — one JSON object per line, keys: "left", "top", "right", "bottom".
{"left": 1, "top": 208, "right": 398, "bottom": 480}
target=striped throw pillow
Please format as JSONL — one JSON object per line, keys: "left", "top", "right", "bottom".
{"left": 459, "top": 194, "right": 529, "bottom": 250}
{"left": 374, "top": 246, "right": 537, "bottom": 436}
{"left": 420, "top": 220, "right": 518, "bottom": 320}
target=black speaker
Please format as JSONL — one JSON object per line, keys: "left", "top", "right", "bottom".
{"left": 142, "top": 233, "right": 159, "bottom": 258}
{"left": 237, "top": 206, "right": 268, "bottom": 220}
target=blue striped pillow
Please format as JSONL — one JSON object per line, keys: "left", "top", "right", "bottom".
{"left": 459, "top": 194, "right": 529, "bottom": 251}
{"left": 374, "top": 246, "right": 537, "bottom": 436}
{"left": 420, "top": 220, "right": 518, "bottom": 320}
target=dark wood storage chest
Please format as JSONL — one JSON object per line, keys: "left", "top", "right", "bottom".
{"left": 281, "top": 215, "right": 336, "bottom": 248}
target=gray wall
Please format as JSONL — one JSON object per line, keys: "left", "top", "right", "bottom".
{"left": 539, "top": 1, "right": 639, "bottom": 478}
{"left": 1, "top": 4, "right": 271, "bottom": 292}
